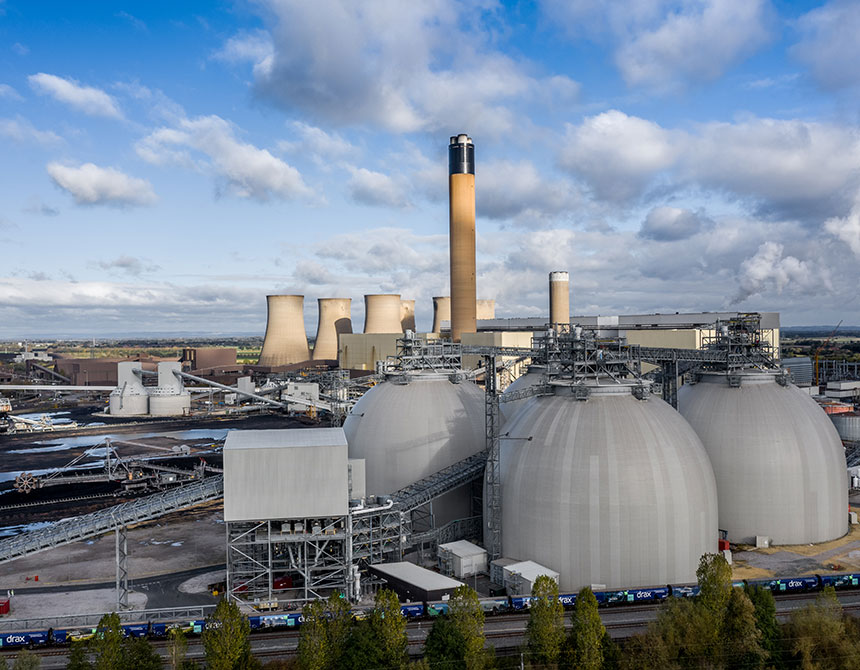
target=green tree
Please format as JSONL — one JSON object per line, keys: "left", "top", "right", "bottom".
{"left": 697, "top": 553, "right": 733, "bottom": 619}
{"left": 338, "top": 621, "right": 387, "bottom": 670}
{"left": 785, "top": 586, "right": 860, "bottom": 670}
{"left": 720, "top": 588, "right": 765, "bottom": 670}
{"left": 202, "top": 599, "right": 255, "bottom": 670}
{"left": 11, "top": 650, "right": 40, "bottom": 670}
{"left": 123, "top": 637, "right": 162, "bottom": 670}
{"left": 297, "top": 599, "right": 328, "bottom": 670}
{"left": 371, "top": 589, "right": 408, "bottom": 670}
{"left": 166, "top": 628, "right": 187, "bottom": 670}
{"left": 525, "top": 575, "right": 565, "bottom": 668}
{"left": 448, "top": 586, "right": 486, "bottom": 670}
{"left": 601, "top": 629, "right": 621, "bottom": 670}
{"left": 619, "top": 631, "right": 673, "bottom": 670}
{"left": 324, "top": 592, "right": 354, "bottom": 667}
{"left": 568, "top": 587, "right": 605, "bottom": 670}
{"left": 652, "top": 597, "right": 712, "bottom": 668}
{"left": 91, "top": 613, "right": 124, "bottom": 670}
{"left": 743, "top": 585, "right": 781, "bottom": 669}
{"left": 424, "top": 615, "right": 466, "bottom": 669}
{"left": 0, "top": 656, "right": 7, "bottom": 670}
{"left": 66, "top": 641, "right": 92, "bottom": 670}
{"left": 410, "top": 660, "right": 432, "bottom": 670}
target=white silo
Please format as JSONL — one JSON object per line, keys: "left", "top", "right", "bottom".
{"left": 148, "top": 362, "right": 191, "bottom": 416}
{"left": 679, "top": 370, "right": 848, "bottom": 545}
{"left": 501, "top": 380, "right": 719, "bottom": 590}
{"left": 343, "top": 371, "right": 485, "bottom": 523}
{"left": 258, "top": 295, "right": 310, "bottom": 367}
{"left": 109, "top": 362, "right": 149, "bottom": 416}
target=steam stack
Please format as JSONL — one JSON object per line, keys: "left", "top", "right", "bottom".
{"left": 312, "top": 298, "right": 353, "bottom": 361}
{"left": 449, "top": 134, "right": 476, "bottom": 342}
{"left": 432, "top": 296, "right": 451, "bottom": 334}
{"left": 549, "top": 271, "right": 570, "bottom": 328}
{"left": 364, "top": 294, "right": 403, "bottom": 333}
{"left": 476, "top": 299, "right": 495, "bottom": 321}
{"left": 400, "top": 299, "right": 416, "bottom": 332}
{"left": 258, "top": 295, "right": 310, "bottom": 367}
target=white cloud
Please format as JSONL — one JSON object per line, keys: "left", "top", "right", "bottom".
{"left": 639, "top": 206, "right": 708, "bottom": 241}
{"left": 347, "top": 167, "right": 410, "bottom": 208}
{"left": 94, "top": 255, "right": 160, "bottom": 276}
{"left": 825, "top": 198, "right": 860, "bottom": 256}
{"left": 47, "top": 162, "right": 157, "bottom": 207}
{"left": 478, "top": 159, "right": 583, "bottom": 223}
{"left": 214, "top": 29, "right": 274, "bottom": 69}
{"left": 136, "top": 115, "right": 312, "bottom": 201}
{"left": 278, "top": 122, "right": 357, "bottom": 165}
{"left": 792, "top": 0, "right": 860, "bottom": 91}
{"left": 28, "top": 73, "right": 123, "bottom": 119}
{"left": 0, "top": 117, "right": 62, "bottom": 145}
{"left": 0, "top": 84, "right": 22, "bottom": 101}
{"left": 734, "top": 241, "right": 828, "bottom": 302}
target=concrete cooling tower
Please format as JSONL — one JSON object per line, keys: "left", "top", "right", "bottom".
{"left": 364, "top": 294, "right": 402, "bottom": 333}
{"left": 312, "top": 298, "right": 352, "bottom": 361}
{"left": 679, "top": 370, "right": 848, "bottom": 545}
{"left": 343, "top": 372, "right": 485, "bottom": 524}
{"left": 549, "top": 271, "right": 570, "bottom": 327}
{"left": 109, "top": 362, "right": 149, "bottom": 416}
{"left": 400, "top": 299, "right": 416, "bottom": 332}
{"left": 432, "top": 296, "right": 451, "bottom": 334}
{"left": 258, "top": 295, "right": 310, "bottom": 366}
{"left": 449, "top": 134, "right": 477, "bottom": 342}
{"left": 500, "top": 381, "right": 718, "bottom": 590}
{"left": 476, "top": 299, "right": 495, "bottom": 321}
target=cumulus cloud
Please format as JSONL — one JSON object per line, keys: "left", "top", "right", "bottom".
{"left": 28, "top": 73, "right": 123, "bottom": 119}
{"left": 0, "top": 117, "right": 62, "bottom": 145}
{"left": 824, "top": 198, "right": 860, "bottom": 256}
{"left": 278, "top": 122, "right": 357, "bottom": 165}
{"left": 734, "top": 241, "right": 828, "bottom": 302}
{"left": 478, "top": 159, "right": 582, "bottom": 223}
{"left": 792, "top": 0, "right": 860, "bottom": 90}
{"left": 347, "top": 167, "right": 411, "bottom": 208}
{"left": 214, "top": 29, "right": 274, "bottom": 69}
{"left": 136, "top": 114, "right": 312, "bottom": 201}
{"left": 0, "top": 84, "right": 22, "bottom": 100}
{"left": 639, "top": 206, "right": 708, "bottom": 241}
{"left": 94, "top": 255, "right": 160, "bottom": 276}
{"left": 47, "top": 162, "right": 157, "bottom": 207}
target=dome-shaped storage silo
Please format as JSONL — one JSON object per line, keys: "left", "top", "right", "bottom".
{"left": 679, "top": 370, "right": 847, "bottom": 545}
{"left": 343, "top": 371, "right": 485, "bottom": 524}
{"left": 500, "top": 365, "right": 546, "bottom": 424}
{"left": 501, "top": 381, "right": 718, "bottom": 591}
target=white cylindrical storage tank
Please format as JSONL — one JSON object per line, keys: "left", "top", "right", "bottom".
{"left": 831, "top": 412, "right": 860, "bottom": 442}
{"left": 258, "top": 295, "right": 310, "bottom": 367}
{"left": 501, "top": 381, "right": 718, "bottom": 590}
{"left": 313, "top": 298, "right": 353, "bottom": 361}
{"left": 108, "top": 362, "right": 149, "bottom": 416}
{"left": 549, "top": 271, "right": 570, "bottom": 327}
{"left": 400, "top": 299, "right": 416, "bottom": 332}
{"left": 432, "top": 296, "right": 451, "bottom": 334}
{"left": 476, "top": 299, "right": 495, "bottom": 321}
{"left": 364, "top": 294, "right": 402, "bottom": 333}
{"left": 500, "top": 365, "right": 545, "bottom": 424}
{"left": 148, "top": 362, "right": 191, "bottom": 416}
{"left": 343, "top": 371, "right": 485, "bottom": 523}
{"left": 679, "top": 370, "right": 848, "bottom": 545}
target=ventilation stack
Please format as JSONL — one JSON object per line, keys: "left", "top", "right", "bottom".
{"left": 364, "top": 294, "right": 403, "bottom": 333}
{"left": 476, "top": 299, "right": 495, "bottom": 321}
{"left": 312, "top": 298, "right": 353, "bottom": 361}
{"left": 258, "top": 295, "right": 310, "bottom": 367}
{"left": 400, "top": 299, "right": 416, "bottom": 332}
{"left": 549, "top": 271, "right": 570, "bottom": 328}
{"left": 432, "top": 296, "right": 451, "bottom": 334}
{"left": 449, "top": 134, "right": 477, "bottom": 342}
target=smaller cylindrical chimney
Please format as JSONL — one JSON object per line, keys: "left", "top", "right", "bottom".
{"left": 549, "top": 271, "right": 570, "bottom": 328}
{"left": 432, "top": 296, "right": 451, "bottom": 334}
{"left": 400, "top": 299, "right": 416, "bottom": 332}
{"left": 476, "top": 299, "right": 495, "bottom": 321}
{"left": 258, "top": 295, "right": 310, "bottom": 366}
{"left": 364, "top": 294, "right": 402, "bottom": 333}
{"left": 313, "top": 298, "right": 352, "bottom": 361}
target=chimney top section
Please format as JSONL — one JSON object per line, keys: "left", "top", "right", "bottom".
{"left": 549, "top": 271, "right": 569, "bottom": 283}
{"left": 449, "top": 134, "right": 474, "bottom": 175}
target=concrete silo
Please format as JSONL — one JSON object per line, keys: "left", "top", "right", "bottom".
{"left": 343, "top": 371, "right": 485, "bottom": 524}
{"left": 449, "top": 134, "right": 477, "bottom": 342}
{"left": 432, "top": 296, "right": 451, "bottom": 334}
{"left": 312, "top": 298, "right": 352, "bottom": 361}
{"left": 501, "top": 380, "right": 718, "bottom": 590}
{"left": 400, "top": 299, "right": 416, "bottom": 332}
{"left": 476, "top": 299, "right": 495, "bottom": 321}
{"left": 679, "top": 370, "right": 848, "bottom": 545}
{"left": 549, "top": 271, "right": 570, "bottom": 327}
{"left": 148, "top": 362, "right": 191, "bottom": 416}
{"left": 108, "top": 362, "right": 149, "bottom": 416}
{"left": 364, "top": 294, "right": 402, "bottom": 333}
{"left": 258, "top": 295, "right": 310, "bottom": 366}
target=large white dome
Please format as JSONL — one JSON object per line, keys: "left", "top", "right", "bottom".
{"left": 679, "top": 370, "right": 847, "bottom": 545}
{"left": 501, "top": 382, "right": 718, "bottom": 591}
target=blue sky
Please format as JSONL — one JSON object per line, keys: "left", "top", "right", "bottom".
{"left": 2, "top": 0, "right": 860, "bottom": 337}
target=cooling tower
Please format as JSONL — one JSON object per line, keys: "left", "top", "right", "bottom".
{"left": 476, "top": 299, "right": 495, "bottom": 320}
{"left": 549, "top": 271, "right": 570, "bottom": 327}
{"left": 312, "top": 298, "right": 353, "bottom": 361}
{"left": 449, "top": 134, "right": 477, "bottom": 342}
{"left": 364, "top": 294, "right": 402, "bottom": 333}
{"left": 679, "top": 370, "right": 848, "bottom": 545}
{"left": 258, "top": 295, "right": 310, "bottom": 367}
{"left": 432, "top": 296, "right": 451, "bottom": 334}
{"left": 400, "top": 299, "right": 416, "bottom": 332}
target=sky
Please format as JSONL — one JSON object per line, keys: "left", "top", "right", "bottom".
{"left": 1, "top": 0, "right": 860, "bottom": 338}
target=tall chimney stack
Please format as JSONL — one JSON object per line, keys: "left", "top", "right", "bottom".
{"left": 312, "top": 298, "right": 352, "bottom": 361}
{"left": 364, "top": 294, "right": 403, "bottom": 333}
{"left": 549, "top": 271, "right": 570, "bottom": 328}
{"left": 432, "top": 296, "right": 451, "bottom": 334}
{"left": 449, "top": 133, "right": 476, "bottom": 342}
{"left": 258, "top": 295, "right": 310, "bottom": 366}
{"left": 400, "top": 299, "right": 416, "bottom": 332}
